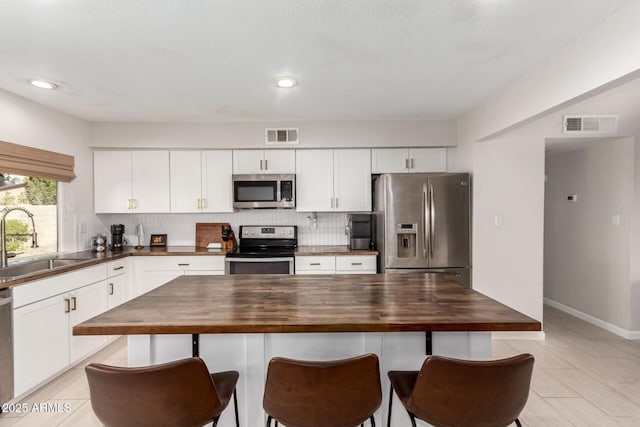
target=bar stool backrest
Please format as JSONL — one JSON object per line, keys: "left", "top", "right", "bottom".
{"left": 263, "top": 353, "right": 382, "bottom": 427}
{"left": 407, "top": 353, "right": 534, "bottom": 427}
{"left": 86, "top": 357, "right": 224, "bottom": 427}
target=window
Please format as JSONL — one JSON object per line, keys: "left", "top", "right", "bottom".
{"left": 0, "top": 173, "right": 57, "bottom": 260}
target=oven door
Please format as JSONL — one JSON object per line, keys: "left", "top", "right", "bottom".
{"left": 225, "top": 257, "right": 294, "bottom": 275}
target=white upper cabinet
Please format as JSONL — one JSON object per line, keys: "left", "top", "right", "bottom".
{"left": 371, "top": 148, "right": 447, "bottom": 173}
{"left": 296, "top": 149, "right": 371, "bottom": 212}
{"left": 94, "top": 150, "right": 170, "bottom": 213}
{"left": 170, "top": 150, "right": 233, "bottom": 213}
{"left": 334, "top": 149, "right": 371, "bottom": 211}
{"left": 296, "top": 149, "right": 334, "bottom": 211}
{"left": 233, "top": 149, "right": 295, "bottom": 174}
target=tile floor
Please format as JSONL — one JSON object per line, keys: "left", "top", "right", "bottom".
{"left": 1, "top": 305, "right": 640, "bottom": 426}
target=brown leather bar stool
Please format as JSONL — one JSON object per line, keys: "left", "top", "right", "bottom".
{"left": 85, "top": 357, "right": 240, "bottom": 427}
{"left": 387, "top": 353, "right": 534, "bottom": 427}
{"left": 263, "top": 353, "right": 382, "bottom": 427}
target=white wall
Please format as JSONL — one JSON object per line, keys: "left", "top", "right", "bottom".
{"left": 471, "top": 128, "right": 546, "bottom": 323}
{"left": 0, "top": 89, "right": 96, "bottom": 252}
{"left": 89, "top": 119, "right": 457, "bottom": 149}
{"left": 544, "top": 139, "right": 634, "bottom": 330}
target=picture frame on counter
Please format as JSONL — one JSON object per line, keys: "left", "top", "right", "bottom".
{"left": 149, "top": 234, "right": 167, "bottom": 247}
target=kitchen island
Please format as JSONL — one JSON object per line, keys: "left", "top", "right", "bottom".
{"left": 74, "top": 273, "right": 540, "bottom": 427}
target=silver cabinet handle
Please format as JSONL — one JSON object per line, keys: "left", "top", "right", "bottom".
{"left": 113, "top": 266, "right": 124, "bottom": 271}
{"left": 309, "top": 262, "right": 321, "bottom": 266}
{"left": 260, "top": 159, "right": 263, "bottom": 170}
{"left": 64, "top": 297, "right": 70, "bottom": 313}
{"left": 351, "top": 262, "right": 362, "bottom": 266}
{"left": 410, "top": 158, "right": 415, "bottom": 169}
{"left": 109, "top": 283, "right": 114, "bottom": 295}
{"left": 71, "top": 296, "right": 77, "bottom": 311}
{"left": 178, "top": 263, "right": 190, "bottom": 267}
{"left": 264, "top": 159, "right": 268, "bottom": 170}
{"left": 405, "top": 158, "right": 409, "bottom": 169}
{"left": 197, "top": 198, "right": 201, "bottom": 209}
{"left": 335, "top": 197, "right": 339, "bottom": 209}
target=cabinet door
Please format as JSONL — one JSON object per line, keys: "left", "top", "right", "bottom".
{"left": 69, "top": 281, "right": 108, "bottom": 363}
{"left": 233, "top": 150, "right": 264, "bottom": 174}
{"left": 94, "top": 151, "right": 132, "bottom": 213}
{"left": 170, "top": 151, "right": 203, "bottom": 213}
{"left": 131, "top": 150, "right": 170, "bottom": 213}
{"left": 371, "top": 148, "right": 409, "bottom": 173}
{"left": 409, "top": 148, "right": 447, "bottom": 172}
{"left": 107, "top": 273, "right": 128, "bottom": 309}
{"left": 202, "top": 150, "right": 233, "bottom": 212}
{"left": 334, "top": 149, "right": 371, "bottom": 212}
{"left": 263, "top": 149, "right": 295, "bottom": 174}
{"left": 13, "top": 295, "right": 69, "bottom": 396}
{"left": 295, "top": 149, "right": 334, "bottom": 212}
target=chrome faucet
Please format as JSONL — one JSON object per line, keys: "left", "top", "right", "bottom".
{"left": 1, "top": 207, "right": 38, "bottom": 268}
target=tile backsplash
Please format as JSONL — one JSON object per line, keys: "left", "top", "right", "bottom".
{"left": 93, "top": 211, "right": 350, "bottom": 248}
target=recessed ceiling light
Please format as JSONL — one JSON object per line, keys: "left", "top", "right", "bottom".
{"left": 275, "top": 77, "right": 297, "bottom": 88}
{"left": 28, "top": 79, "right": 58, "bottom": 90}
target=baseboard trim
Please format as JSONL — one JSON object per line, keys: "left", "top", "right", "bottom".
{"left": 492, "top": 331, "right": 545, "bottom": 340}
{"left": 544, "top": 297, "right": 640, "bottom": 340}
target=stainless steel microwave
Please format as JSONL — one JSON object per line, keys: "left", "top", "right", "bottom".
{"left": 232, "top": 174, "right": 295, "bottom": 209}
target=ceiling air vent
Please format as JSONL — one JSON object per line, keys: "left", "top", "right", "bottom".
{"left": 563, "top": 115, "right": 618, "bottom": 134}
{"left": 265, "top": 128, "right": 299, "bottom": 145}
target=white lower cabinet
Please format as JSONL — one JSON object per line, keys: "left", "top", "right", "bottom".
{"left": 133, "top": 256, "right": 225, "bottom": 297}
{"left": 295, "top": 255, "right": 376, "bottom": 274}
{"left": 69, "top": 281, "right": 108, "bottom": 364}
{"left": 13, "top": 294, "right": 69, "bottom": 397}
{"left": 335, "top": 256, "right": 377, "bottom": 274}
{"left": 12, "top": 264, "right": 109, "bottom": 397}
{"left": 106, "top": 259, "right": 130, "bottom": 309}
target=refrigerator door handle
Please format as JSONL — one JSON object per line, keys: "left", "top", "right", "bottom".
{"left": 429, "top": 184, "right": 435, "bottom": 259}
{"left": 422, "top": 187, "right": 428, "bottom": 260}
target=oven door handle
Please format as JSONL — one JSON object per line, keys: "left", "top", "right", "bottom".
{"left": 226, "top": 257, "right": 294, "bottom": 263}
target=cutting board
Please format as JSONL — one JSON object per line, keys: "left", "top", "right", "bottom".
{"left": 195, "top": 223, "right": 237, "bottom": 249}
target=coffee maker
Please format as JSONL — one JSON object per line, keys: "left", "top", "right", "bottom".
{"left": 110, "top": 224, "right": 126, "bottom": 250}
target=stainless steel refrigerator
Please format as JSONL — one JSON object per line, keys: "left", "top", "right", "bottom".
{"left": 373, "top": 173, "right": 471, "bottom": 286}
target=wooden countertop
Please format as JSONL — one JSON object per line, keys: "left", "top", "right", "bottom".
{"left": 0, "top": 246, "right": 231, "bottom": 288}
{"left": 73, "top": 273, "right": 540, "bottom": 336}
{"left": 1, "top": 246, "right": 372, "bottom": 289}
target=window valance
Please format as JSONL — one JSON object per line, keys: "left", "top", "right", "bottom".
{"left": 0, "top": 140, "right": 75, "bottom": 182}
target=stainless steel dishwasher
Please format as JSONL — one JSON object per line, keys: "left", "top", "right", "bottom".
{"left": 0, "top": 288, "right": 13, "bottom": 409}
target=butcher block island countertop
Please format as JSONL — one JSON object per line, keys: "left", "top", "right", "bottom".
{"left": 73, "top": 273, "right": 540, "bottom": 336}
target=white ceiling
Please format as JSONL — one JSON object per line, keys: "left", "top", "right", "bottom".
{"left": 0, "top": 0, "right": 633, "bottom": 122}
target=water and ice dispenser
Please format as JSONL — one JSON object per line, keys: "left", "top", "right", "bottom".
{"left": 396, "top": 223, "right": 417, "bottom": 258}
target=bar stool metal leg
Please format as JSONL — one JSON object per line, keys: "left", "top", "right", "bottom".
{"left": 233, "top": 389, "right": 239, "bottom": 427}
{"left": 387, "top": 386, "right": 393, "bottom": 427}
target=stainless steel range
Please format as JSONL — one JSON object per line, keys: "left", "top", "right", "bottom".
{"left": 225, "top": 225, "right": 297, "bottom": 275}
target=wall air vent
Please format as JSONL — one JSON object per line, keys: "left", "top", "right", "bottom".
{"left": 265, "top": 128, "right": 299, "bottom": 145}
{"left": 563, "top": 115, "right": 618, "bottom": 134}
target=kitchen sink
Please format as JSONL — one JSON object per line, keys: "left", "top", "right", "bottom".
{"left": 0, "top": 258, "right": 94, "bottom": 280}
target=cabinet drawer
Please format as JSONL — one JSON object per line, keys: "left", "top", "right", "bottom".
{"left": 106, "top": 258, "right": 129, "bottom": 277}
{"left": 136, "top": 256, "right": 225, "bottom": 272}
{"left": 13, "top": 264, "right": 107, "bottom": 308}
{"left": 335, "top": 256, "right": 377, "bottom": 272}
{"left": 295, "top": 256, "right": 335, "bottom": 272}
